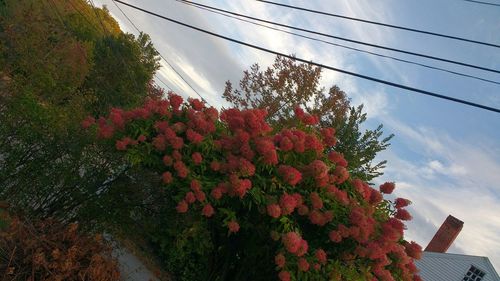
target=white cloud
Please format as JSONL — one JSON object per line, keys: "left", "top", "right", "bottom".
{"left": 352, "top": 90, "right": 390, "bottom": 119}
{"left": 378, "top": 119, "right": 500, "bottom": 271}
{"left": 426, "top": 160, "right": 467, "bottom": 177}
{"left": 428, "top": 160, "right": 444, "bottom": 171}
{"left": 94, "top": 0, "right": 500, "bottom": 272}
{"left": 99, "top": 0, "right": 405, "bottom": 118}
{"left": 309, "top": 0, "right": 410, "bottom": 83}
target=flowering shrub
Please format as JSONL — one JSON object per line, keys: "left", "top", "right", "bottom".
{"left": 85, "top": 93, "right": 422, "bottom": 280}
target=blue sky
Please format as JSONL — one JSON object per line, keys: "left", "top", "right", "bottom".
{"left": 96, "top": 0, "right": 500, "bottom": 271}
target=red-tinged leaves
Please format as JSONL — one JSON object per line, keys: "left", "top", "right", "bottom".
{"left": 85, "top": 98, "right": 420, "bottom": 281}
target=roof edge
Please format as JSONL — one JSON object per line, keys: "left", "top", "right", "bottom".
{"left": 482, "top": 256, "right": 500, "bottom": 280}
{"left": 420, "top": 252, "right": 500, "bottom": 280}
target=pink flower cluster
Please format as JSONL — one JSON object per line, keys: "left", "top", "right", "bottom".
{"left": 86, "top": 97, "right": 422, "bottom": 281}
{"left": 282, "top": 232, "right": 308, "bottom": 257}
{"left": 294, "top": 106, "right": 319, "bottom": 125}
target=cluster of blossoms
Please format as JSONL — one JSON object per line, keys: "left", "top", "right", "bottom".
{"left": 85, "top": 93, "right": 422, "bottom": 281}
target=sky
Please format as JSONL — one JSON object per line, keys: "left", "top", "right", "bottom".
{"left": 95, "top": 0, "right": 500, "bottom": 271}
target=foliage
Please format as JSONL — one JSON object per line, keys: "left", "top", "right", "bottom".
{"left": 223, "top": 56, "right": 393, "bottom": 182}
{"left": 84, "top": 32, "right": 160, "bottom": 114}
{"left": 0, "top": 0, "right": 160, "bottom": 224}
{"left": 0, "top": 0, "right": 159, "bottom": 111}
{"left": 0, "top": 90, "right": 124, "bottom": 219}
{"left": 0, "top": 214, "right": 120, "bottom": 281}
{"left": 0, "top": 204, "right": 9, "bottom": 231}
{"left": 152, "top": 217, "right": 214, "bottom": 281}
{"left": 86, "top": 95, "right": 422, "bottom": 281}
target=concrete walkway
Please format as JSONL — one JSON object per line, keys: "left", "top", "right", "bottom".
{"left": 106, "top": 234, "right": 160, "bottom": 281}
{"left": 114, "top": 245, "right": 160, "bottom": 281}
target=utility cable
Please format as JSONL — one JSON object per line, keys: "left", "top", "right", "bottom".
{"left": 114, "top": 0, "right": 500, "bottom": 114}
{"left": 178, "top": 0, "right": 500, "bottom": 85}
{"left": 256, "top": 0, "right": 500, "bottom": 48}
{"left": 155, "top": 74, "right": 173, "bottom": 91}
{"left": 110, "top": 0, "right": 177, "bottom": 93}
{"left": 110, "top": 0, "right": 211, "bottom": 105}
{"left": 67, "top": 0, "right": 98, "bottom": 28}
{"left": 176, "top": 0, "right": 499, "bottom": 75}
{"left": 88, "top": 0, "right": 108, "bottom": 34}
{"left": 78, "top": 0, "right": 145, "bottom": 96}
{"left": 463, "top": 0, "right": 500, "bottom": 7}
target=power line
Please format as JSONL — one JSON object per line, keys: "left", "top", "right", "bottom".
{"left": 114, "top": 0, "right": 500, "bottom": 114}
{"left": 67, "top": 0, "right": 99, "bottom": 28}
{"left": 256, "top": 0, "right": 500, "bottom": 48}
{"left": 88, "top": 0, "right": 108, "bottom": 34}
{"left": 176, "top": 0, "right": 499, "bottom": 75}
{"left": 463, "top": 0, "right": 500, "bottom": 7}
{"left": 109, "top": 0, "right": 141, "bottom": 31}
{"left": 154, "top": 74, "right": 173, "bottom": 91}
{"left": 109, "top": 0, "right": 177, "bottom": 92}
{"left": 110, "top": 0, "right": 212, "bottom": 106}
{"left": 178, "top": 0, "right": 500, "bottom": 86}
{"left": 77, "top": 0, "right": 147, "bottom": 95}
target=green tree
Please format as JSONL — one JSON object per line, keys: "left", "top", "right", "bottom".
{"left": 84, "top": 32, "right": 160, "bottom": 114}
{"left": 223, "top": 56, "right": 393, "bottom": 181}
{"left": 0, "top": 0, "right": 161, "bottom": 226}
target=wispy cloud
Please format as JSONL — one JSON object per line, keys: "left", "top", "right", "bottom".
{"left": 378, "top": 118, "right": 500, "bottom": 271}
{"left": 96, "top": 0, "right": 500, "bottom": 272}
{"left": 100, "top": 0, "right": 415, "bottom": 121}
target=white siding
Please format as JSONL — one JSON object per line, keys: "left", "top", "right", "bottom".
{"left": 415, "top": 252, "right": 500, "bottom": 281}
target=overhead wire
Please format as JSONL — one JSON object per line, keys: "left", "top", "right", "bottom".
{"left": 154, "top": 74, "right": 173, "bottom": 91}
{"left": 88, "top": 0, "right": 108, "bottom": 34}
{"left": 178, "top": 0, "right": 500, "bottom": 86}
{"left": 42, "top": 0, "right": 151, "bottom": 110}
{"left": 85, "top": 0, "right": 152, "bottom": 96}
{"left": 108, "top": 0, "right": 176, "bottom": 93}
{"left": 110, "top": 0, "right": 212, "bottom": 106}
{"left": 67, "top": 0, "right": 98, "bottom": 28}
{"left": 463, "top": 0, "right": 500, "bottom": 7}
{"left": 175, "top": 0, "right": 499, "bottom": 75}
{"left": 35, "top": 0, "right": 71, "bottom": 64}
{"left": 71, "top": 0, "right": 176, "bottom": 97}
{"left": 256, "top": 0, "right": 500, "bottom": 48}
{"left": 113, "top": 1, "right": 500, "bottom": 114}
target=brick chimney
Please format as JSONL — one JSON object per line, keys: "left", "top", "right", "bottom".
{"left": 425, "top": 215, "right": 464, "bottom": 253}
